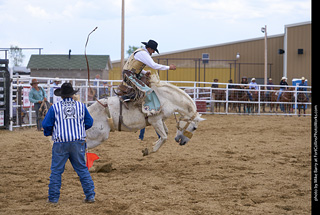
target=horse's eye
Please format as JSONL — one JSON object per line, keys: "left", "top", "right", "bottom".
{"left": 193, "top": 127, "right": 197, "bottom": 131}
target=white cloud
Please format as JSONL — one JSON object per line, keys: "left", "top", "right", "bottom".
{"left": 0, "top": 0, "right": 311, "bottom": 65}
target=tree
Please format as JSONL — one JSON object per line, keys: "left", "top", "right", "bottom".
{"left": 9, "top": 45, "right": 25, "bottom": 66}
{"left": 126, "top": 45, "right": 142, "bottom": 57}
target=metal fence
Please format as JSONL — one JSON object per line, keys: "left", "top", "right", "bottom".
{"left": 175, "top": 81, "right": 312, "bottom": 116}
{"left": 9, "top": 76, "right": 311, "bottom": 131}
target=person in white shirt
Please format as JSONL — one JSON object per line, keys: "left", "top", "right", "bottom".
{"left": 249, "top": 78, "right": 258, "bottom": 90}
{"left": 121, "top": 40, "right": 176, "bottom": 108}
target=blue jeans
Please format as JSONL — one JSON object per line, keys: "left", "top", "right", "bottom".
{"left": 34, "top": 103, "right": 43, "bottom": 130}
{"left": 48, "top": 140, "right": 95, "bottom": 203}
{"left": 277, "top": 89, "right": 284, "bottom": 101}
{"left": 139, "top": 128, "right": 161, "bottom": 140}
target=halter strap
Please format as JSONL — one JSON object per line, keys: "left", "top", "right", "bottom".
{"left": 176, "top": 112, "right": 198, "bottom": 139}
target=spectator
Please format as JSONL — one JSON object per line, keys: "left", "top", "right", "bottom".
{"left": 93, "top": 74, "right": 101, "bottom": 86}
{"left": 227, "top": 79, "right": 235, "bottom": 96}
{"left": 298, "top": 77, "right": 309, "bottom": 101}
{"left": 29, "top": 79, "right": 47, "bottom": 131}
{"left": 249, "top": 78, "right": 258, "bottom": 90}
{"left": 277, "top": 77, "right": 288, "bottom": 101}
{"left": 228, "top": 79, "right": 235, "bottom": 89}
{"left": 50, "top": 77, "right": 60, "bottom": 104}
{"left": 211, "top": 79, "right": 219, "bottom": 88}
{"left": 240, "top": 76, "right": 253, "bottom": 101}
{"left": 99, "top": 82, "right": 112, "bottom": 99}
{"left": 266, "top": 78, "right": 274, "bottom": 99}
{"left": 267, "top": 78, "right": 274, "bottom": 90}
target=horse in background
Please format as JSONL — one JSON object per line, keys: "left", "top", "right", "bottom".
{"left": 211, "top": 89, "right": 226, "bottom": 113}
{"left": 279, "top": 88, "right": 295, "bottom": 114}
{"left": 235, "top": 87, "right": 249, "bottom": 113}
{"left": 297, "top": 92, "right": 308, "bottom": 116}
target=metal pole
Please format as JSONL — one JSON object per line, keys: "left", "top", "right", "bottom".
{"left": 258, "top": 85, "right": 261, "bottom": 114}
{"left": 166, "top": 59, "right": 169, "bottom": 81}
{"left": 9, "top": 67, "right": 13, "bottom": 131}
{"left": 198, "top": 59, "right": 200, "bottom": 87}
{"left": 203, "top": 62, "right": 206, "bottom": 87}
{"left": 238, "top": 63, "right": 241, "bottom": 83}
{"left": 120, "top": 0, "right": 125, "bottom": 70}
{"left": 294, "top": 86, "right": 298, "bottom": 115}
{"left": 226, "top": 84, "right": 229, "bottom": 114}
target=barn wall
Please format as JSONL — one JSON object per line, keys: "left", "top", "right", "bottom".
{"left": 285, "top": 23, "right": 312, "bottom": 84}
{"left": 111, "top": 22, "right": 311, "bottom": 86}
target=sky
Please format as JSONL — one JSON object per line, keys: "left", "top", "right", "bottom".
{"left": 0, "top": 0, "right": 311, "bottom": 67}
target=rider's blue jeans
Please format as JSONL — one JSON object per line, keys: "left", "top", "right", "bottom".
{"left": 48, "top": 140, "right": 95, "bottom": 203}
{"left": 139, "top": 128, "right": 161, "bottom": 141}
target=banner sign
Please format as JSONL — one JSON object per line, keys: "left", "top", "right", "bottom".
{"left": 22, "top": 87, "right": 32, "bottom": 108}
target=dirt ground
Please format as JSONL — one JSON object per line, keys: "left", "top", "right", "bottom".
{"left": 0, "top": 114, "right": 311, "bottom": 215}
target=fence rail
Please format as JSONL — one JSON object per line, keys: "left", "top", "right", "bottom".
{"left": 9, "top": 76, "right": 311, "bottom": 131}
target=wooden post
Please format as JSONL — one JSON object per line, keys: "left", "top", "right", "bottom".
{"left": 264, "top": 25, "right": 268, "bottom": 88}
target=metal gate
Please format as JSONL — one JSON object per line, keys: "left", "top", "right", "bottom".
{"left": 0, "top": 59, "right": 10, "bottom": 129}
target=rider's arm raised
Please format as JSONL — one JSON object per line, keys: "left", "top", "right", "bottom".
{"left": 134, "top": 51, "right": 171, "bottom": 71}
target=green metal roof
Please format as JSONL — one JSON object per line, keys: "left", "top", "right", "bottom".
{"left": 27, "top": 54, "right": 111, "bottom": 70}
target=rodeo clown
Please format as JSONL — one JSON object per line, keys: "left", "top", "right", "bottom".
{"left": 42, "top": 83, "right": 95, "bottom": 204}
{"left": 120, "top": 39, "right": 176, "bottom": 114}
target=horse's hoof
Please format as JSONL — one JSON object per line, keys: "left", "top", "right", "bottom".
{"left": 142, "top": 148, "right": 149, "bottom": 156}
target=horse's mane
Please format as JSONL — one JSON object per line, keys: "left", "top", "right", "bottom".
{"left": 150, "top": 73, "right": 197, "bottom": 112}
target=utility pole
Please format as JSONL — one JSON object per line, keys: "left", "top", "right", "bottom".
{"left": 120, "top": 0, "right": 125, "bottom": 70}
{"left": 261, "top": 25, "right": 268, "bottom": 88}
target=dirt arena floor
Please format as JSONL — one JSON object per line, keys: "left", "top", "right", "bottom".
{"left": 0, "top": 114, "right": 311, "bottom": 215}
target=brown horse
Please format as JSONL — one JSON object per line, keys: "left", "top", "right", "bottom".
{"left": 269, "top": 90, "right": 278, "bottom": 112}
{"left": 212, "top": 89, "right": 226, "bottom": 113}
{"left": 297, "top": 92, "right": 308, "bottom": 116}
{"left": 228, "top": 89, "right": 238, "bottom": 112}
{"left": 249, "top": 89, "right": 259, "bottom": 113}
{"left": 234, "top": 87, "right": 249, "bottom": 113}
{"left": 279, "top": 88, "right": 295, "bottom": 114}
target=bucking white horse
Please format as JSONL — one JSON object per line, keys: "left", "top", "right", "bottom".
{"left": 86, "top": 73, "right": 205, "bottom": 155}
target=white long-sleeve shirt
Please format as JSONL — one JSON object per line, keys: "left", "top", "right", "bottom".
{"left": 134, "top": 47, "right": 170, "bottom": 74}
{"left": 249, "top": 81, "right": 258, "bottom": 90}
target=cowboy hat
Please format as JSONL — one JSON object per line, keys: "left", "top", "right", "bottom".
{"left": 141, "top": 40, "right": 159, "bottom": 54}
{"left": 281, "top": 77, "right": 287, "bottom": 80}
{"left": 54, "top": 83, "right": 79, "bottom": 97}
{"left": 30, "top": 79, "right": 40, "bottom": 85}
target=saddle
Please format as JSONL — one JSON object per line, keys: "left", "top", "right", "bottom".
{"left": 115, "top": 84, "right": 135, "bottom": 97}
{"left": 115, "top": 75, "right": 151, "bottom": 104}
{"left": 115, "top": 75, "right": 153, "bottom": 131}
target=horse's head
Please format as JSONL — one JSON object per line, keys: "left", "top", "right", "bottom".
{"left": 175, "top": 113, "right": 205, "bottom": 145}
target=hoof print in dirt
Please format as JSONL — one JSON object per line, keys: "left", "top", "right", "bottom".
{"left": 142, "top": 148, "right": 149, "bottom": 156}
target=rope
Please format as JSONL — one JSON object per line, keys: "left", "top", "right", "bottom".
{"left": 84, "top": 27, "right": 98, "bottom": 83}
